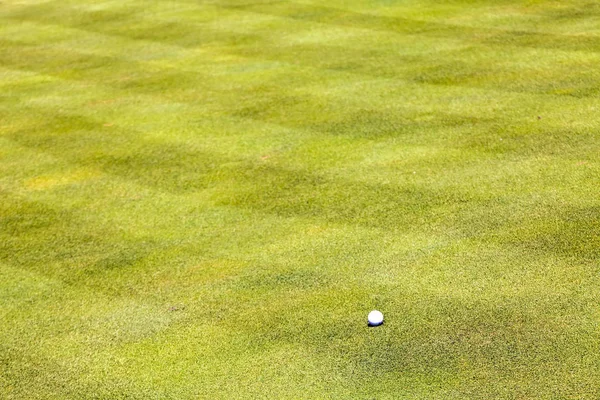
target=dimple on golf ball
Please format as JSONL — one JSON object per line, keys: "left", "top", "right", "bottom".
{"left": 368, "top": 310, "right": 384, "bottom": 326}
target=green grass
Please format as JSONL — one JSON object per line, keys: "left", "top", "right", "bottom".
{"left": 1, "top": 0, "right": 599, "bottom": 398}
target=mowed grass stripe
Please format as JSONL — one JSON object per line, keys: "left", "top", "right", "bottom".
{"left": 3, "top": 68, "right": 598, "bottom": 211}
{"left": 2, "top": 28, "right": 596, "bottom": 241}
{"left": 3, "top": 128, "right": 593, "bottom": 288}
{"left": 0, "top": 189, "right": 520, "bottom": 396}
{"left": 4, "top": 131, "right": 594, "bottom": 368}
{"left": 3, "top": 32, "right": 599, "bottom": 155}
{"left": 0, "top": 260, "right": 188, "bottom": 400}
{"left": 216, "top": 0, "right": 600, "bottom": 52}
{"left": 7, "top": 77, "right": 595, "bottom": 249}
{"left": 164, "top": 0, "right": 600, "bottom": 52}
{"left": 2, "top": 205, "right": 596, "bottom": 398}
{"left": 3, "top": 132, "right": 597, "bottom": 327}
{"left": 2, "top": 6, "right": 596, "bottom": 131}
{"left": 2, "top": 7, "right": 596, "bottom": 233}
{"left": 4, "top": 231, "right": 596, "bottom": 400}
{"left": 0, "top": 0, "right": 261, "bottom": 49}
{"left": 1, "top": 54, "right": 599, "bottom": 162}
{"left": 2, "top": 102, "right": 487, "bottom": 236}
{"left": 5, "top": 0, "right": 600, "bottom": 99}
{"left": 3, "top": 122, "right": 592, "bottom": 310}
{"left": 1, "top": 175, "right": 384, "bottom": 395}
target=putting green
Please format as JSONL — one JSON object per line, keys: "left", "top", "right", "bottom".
{"left": 1, "top": 0, "right": 599, "bottom": 398}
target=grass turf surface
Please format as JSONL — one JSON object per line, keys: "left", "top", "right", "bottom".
{"left": 1, "top": 0, "right": 600, "bottom": 398}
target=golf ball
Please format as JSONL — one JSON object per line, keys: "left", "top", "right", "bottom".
{"left": 368, "top": 310, "right": 384, "bottom": 326}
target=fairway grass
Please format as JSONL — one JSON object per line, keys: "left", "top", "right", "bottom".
{"left": 1, "top": 0, "right": 600, "bottom": 398}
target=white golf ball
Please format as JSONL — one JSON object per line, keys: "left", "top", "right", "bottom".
{"left": 368, "top": 310, "right": 384, "bottom": 326}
